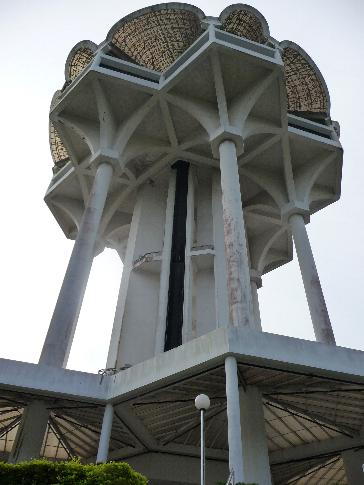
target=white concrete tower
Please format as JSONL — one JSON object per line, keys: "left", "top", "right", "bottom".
{"left": 5, "top": 4, "right": 364, "bottom": 485}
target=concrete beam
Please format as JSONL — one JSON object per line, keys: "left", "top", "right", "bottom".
{"left": 9, "top": 401, "right": 49, "bottom": 462}
{"left": 0, "top": 358, "right": 108, "bottom": 401}
{"left": 114, "top": 405, "right": 158, "bottom": 450}
{"left": 108, "top": 442, "right": 228, "bottom": 463}
{"left": 270, "top": 435, "right": 364, "bottom": 465}
{"left": 1, "top": 328, "right": 364, "bottom": 406}
{"left": 109, "top": 327, "right": 229, "bottom": 401}
{"left": 228, "top": 327, "right": 364, "bottom": 384}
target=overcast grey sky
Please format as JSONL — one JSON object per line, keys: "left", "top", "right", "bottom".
{"left": 0, "top": 0, "right": 363, "bottom": 373}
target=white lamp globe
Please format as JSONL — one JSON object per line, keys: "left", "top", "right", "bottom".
{"left": 195, "top": 394, "right": 210, "bottom": 411}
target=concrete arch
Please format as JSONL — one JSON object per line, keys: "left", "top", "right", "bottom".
{"left": 51, "top": 197, "right": 84, "bottom": 236}
{"left": 57, "top": 114, "right": 99, "bottom": 157}
{"left": 295, "top": 152, "right": 337, "bottom": 207}
{"left": 256, "top": 227, "right": 288, "bottom": 274}
{"left": 240, "top": 167, "right": 287, "bottom": 209}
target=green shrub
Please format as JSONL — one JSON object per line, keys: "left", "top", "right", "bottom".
{"left": 0, "top": 459, "right": 147, "bottom": 485}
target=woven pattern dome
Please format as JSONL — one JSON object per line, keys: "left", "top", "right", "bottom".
{"left": 283, "top": 46, "right": 328, "bottom": 114}
{"left": 67, "top": 47, "right": 94, "bottom": 82}
{"left": 49, "top": 122, "right": 69, "bottom": 168}
{"left": 222, "top": 9, "right": 265, "bottom": 44}
{"left": 64, "top": 41, "right": 97, "bottom": 83}
{"left": 49, "top": 3, "right": 332, "bottom": 167}
{"left": 110, "top": 9, "right": 202, "bottom": 72}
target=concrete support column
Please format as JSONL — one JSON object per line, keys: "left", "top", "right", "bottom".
{"left": 289, "top": 213, "right": 335, "bottom": 344}
{"left": 40, "top": 162, "right": 114, "bottom": 367}
{"left": 9, "top": 401, "right": 49, "bottom": 463}
{"left": 96, "top": 403, "right": 114, "bottom": 463}
{"left": 250, "top": 274, "right": 262, "bottom": 331}
{"left": 240, "top": 387, "right": 272, "bottom": 484}
{"left": 342, "top": 449, "right": 364, "bottom": 484}
{"left": 154, "top": 170, "right": 176, "bottom": 354}
{"left": 225, "top": 356, "right": 244, "bottom": 482}
{"left": 211, "top": 171, "right": 229, "bottom": 328}
{"left": 108, "top": 183, "right": 168, "bottom": 368}
{"left": 219, "top": 140, "right": 253, "bottom": 327}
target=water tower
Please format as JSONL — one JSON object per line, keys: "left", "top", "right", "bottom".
{"left": 1, "top": 3, "right": 364, "bottom": 484}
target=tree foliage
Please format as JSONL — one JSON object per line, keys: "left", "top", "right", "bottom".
{"left": 0, "top": 459, "right": 147, "bottom": 485}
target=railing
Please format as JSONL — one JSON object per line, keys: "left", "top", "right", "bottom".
{"left": 287, "top": 114, "right": 336, "bottom": 140}
{"left": 98, "top": 54, "right": 161, "bottom": 84}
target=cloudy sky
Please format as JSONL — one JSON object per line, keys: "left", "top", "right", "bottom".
{"left": 0, "top": 0, "right": 363, "bottom": 373}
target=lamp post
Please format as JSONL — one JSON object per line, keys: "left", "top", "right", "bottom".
{"left": 195, "top": 394, "right": 211, "bottom": 485}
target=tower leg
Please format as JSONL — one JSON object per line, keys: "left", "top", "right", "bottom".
{"left": 250, "top": 277, "right": 262, "bottom": 331}
{"left": 289, "top": 213, "right": 335, "bottom": 344}
{"left": 342, "top": 449, "right": 364, "bottom": 484}
{"left": 212, "top": 172, "right": 229, "bottom": 328}
{"left": 240, "top": 387, "right": 272, "bottom": 484}
{"left": 225, "top": 356, "right": 272, "bottom": 484}
{"left": 96, "top": 403, "right": 114, "bottom": 463}
{"left": 225, "top": 356, "right": 244, "bottom": 482}
{"left": 9, "top": 401, "right": 49, "bottom": 463}
{"left": 40, "top": 161, "right": 114, "bottom": 367}
{"left": 219, "top": 140, "right": 253, "bottom": 328}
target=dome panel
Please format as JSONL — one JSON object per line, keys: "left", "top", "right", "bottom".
{"left": 65, "top": 41, "right": 98, "bottom": 82}
{"left": 281, "top": 43, "right": 329, "bottom": 115}
{"left": 220, "top": 4, "right": 270, "bottom": 44}
{"left": 68, "top": 48, "right": 94, "bottom": 81}
{"left": 109, "top": 8, "right": 202, "bottom": 72}
{"left": 49, "top": 122, "right": 69, "bottom": 168}
{"left": 49, "top": 91, "right": 69, "bottom": 169}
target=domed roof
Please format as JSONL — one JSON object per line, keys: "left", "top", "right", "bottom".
{"left": 65, "top": 41, "right": 97, "bottom": 83}
{"left": 107, "top": 4, "right": 204, "bottom": 72}
{"left": 280, "top": 40, "right": 330, "bottom": 116}
{"left": 219, "top": 4, "right": 270, "bottom": 44}
{"left": 50, "top": 3, "right": 331, "bottom": 167}
{"left": 49, "top": 91, "right": 69, "bottom": 169}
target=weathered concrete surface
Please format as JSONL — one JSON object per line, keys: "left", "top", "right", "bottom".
{"left": 290, "top": 213, "right": 335, "bottom": 345}
{"left": 250, "top": 278, "right": 262, "bottom": 331}
{"left": 40, "top": 161, "right": 114, "bottom": 368}
{"left": 225, "top": 356, "right": 244, "bottom": 481}
{"left": 219, "top": 140, "right": 253, "bottom": 328}
{"left": 2, "top": 328, "right": 364, "bottom": 404}
{"left": 96, "top": 403, "right": 114, "bottom": 463}
{"left": 109, "top": 327, "right": 229, "bottom": 401}
{"left": 228, "top": 327, "right": 364, "bottom": 383}
{"left": 0, "top": 358, "right": 108, "bottom": 401}
{"left": 9, "top": 401, "right": 49, "bottom": 462}
{"left": 342, "top": 448, "right": 364, "bottom": 484}
{"left": 240, "top": 387, "right": 272, "bottom": 484}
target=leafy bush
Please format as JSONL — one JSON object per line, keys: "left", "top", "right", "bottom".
{"left": 0, "top": 459, "right": 147, "bottom": 485}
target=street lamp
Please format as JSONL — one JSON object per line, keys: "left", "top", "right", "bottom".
{"left": 195, "top": 394, "right": 210, "bottom": 485}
